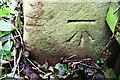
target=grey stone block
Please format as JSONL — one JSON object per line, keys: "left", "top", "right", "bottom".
{"left": 23, "top": 1, "right": 111, "bottom": 64}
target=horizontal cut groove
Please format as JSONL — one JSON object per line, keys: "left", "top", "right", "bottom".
{"left": 67, "top": 20, "right": 96, "bottom": 23}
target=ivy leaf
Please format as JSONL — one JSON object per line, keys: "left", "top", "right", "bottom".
{"left": 3, "top": 40, "right": 13, "bottom": 51}
{"left": 106, "top": 2, "right": 120, "bottom": 32}
{"left": 106, "top": 2, "right": 120, "bottom": 44}
{"left": 0, "top": 31, "right": 10, "bottom": 37}
{"left": 0, "top": 20, "right": 15, "bottom": 31}
{"left": 3, "top": 50, "right": 11, "bottom": 55}
{"left": 0, "top": 34, "right": 11, "bottom": 42}
{"left": 1, "top": 50, "right": 12, "bottom": 60}
{"left": 0, "top": 7, "right": 10, "bottom": 18}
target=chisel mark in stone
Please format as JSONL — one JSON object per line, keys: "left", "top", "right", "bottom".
{"left": 65, "top": 31, "right": 78, "bottom": 42}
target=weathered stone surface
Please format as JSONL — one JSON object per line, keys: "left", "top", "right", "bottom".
{"left": 23, "top": 1, "right": 111, "bottom": 64}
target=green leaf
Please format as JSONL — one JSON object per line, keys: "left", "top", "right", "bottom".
{"left": 104, "top": 68, "right": 117, "bottom": 79}
{"left": 53, "top": 68, "right": 59, "bottom": 75}
{"left": 0, "top": 50, "right": 11, "bottom": 57}
{"left": 42, "top": 62, "right": 49, "bottom": 69}
{"left": 1, "top": 60, "right": 9, "bottom": 64}
{"left": 0, "top": 41, "right": 2, "bottom": 50}
{"left": 95, "top": 74, "right": 105, "bottom": 80}
{"left": 3, "top": 40, "right": 13, "bottom": 51}
{"left": 80, "top": 66, "right": 84, "bottom": 70}
{"left": 3, "top": 50, "right": 11, "bottom": 55}
{"left": 97, "top": 60, "right": 100, "bottom": 64}
{"left": 0, "top": 41, "right": 2, "bottom": 55}
{"left": 0, "top": 34, "right": 11, "bottom": 42}
{"left": 0, "top": 20, "right": 15, "bottom": 31}
{"left": 54, "top": 63, "right": 68, "bottom": 77}
{"left": 1, "top": 50, "right": 12, "bottom": 60}
{"left": 118, "top": 75, "right": 120, "bottom": 80}
{"left": 0, "top": 74, "right": 6, "bottom": 79}
{"left": 106, "top": 2, "right": 120, "bottom": 44}
{"left": 100, "top": 58, "right": 104, "bottom": 63}
{"left": 106, "top": 3, "right": 120, "bottom": 32}
{"left": 0, "top": 7, "right": 10, "bottom": 18}
{"left": 0, "top": 66, "right": 5, "bottom": 70}
{"left": 0, "top": 31, "right": 10, "bottom": 37}
{"left": 62, "top": 64, "right": 69, "bottom": 73}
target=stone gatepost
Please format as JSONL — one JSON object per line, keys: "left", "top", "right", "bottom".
{"left": 23, "top": 0, "right": 111, "bottom": 64}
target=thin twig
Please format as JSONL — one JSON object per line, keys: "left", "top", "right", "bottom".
{"left": 15, "top": 29, "right": 24, "bottom": 49}
{"left": 27, "top": 58, "right": 46, "bottom": 74}
{"left": 11, "top": 49, "right": 22, "bottom": 77}
{"left": 11, "top": 34, "right": 17, "bottom": 68}
{"left": 113, "top": 5, "right": 120, "bottom": 14}
{"left": 68, "top": 55, "right": 76, "bottom": 60}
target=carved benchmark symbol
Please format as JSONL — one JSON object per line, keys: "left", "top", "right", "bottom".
{"left": 66, "top": 20, "right": 95, "bottom": 46}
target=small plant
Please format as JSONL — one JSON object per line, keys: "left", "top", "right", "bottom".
{"left": 0, "top": 0, "right": 23, "bottom": 79}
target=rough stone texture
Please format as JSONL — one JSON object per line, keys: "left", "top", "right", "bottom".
{"left": 23, "top": 1, "right": 111, "bottom": 64}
